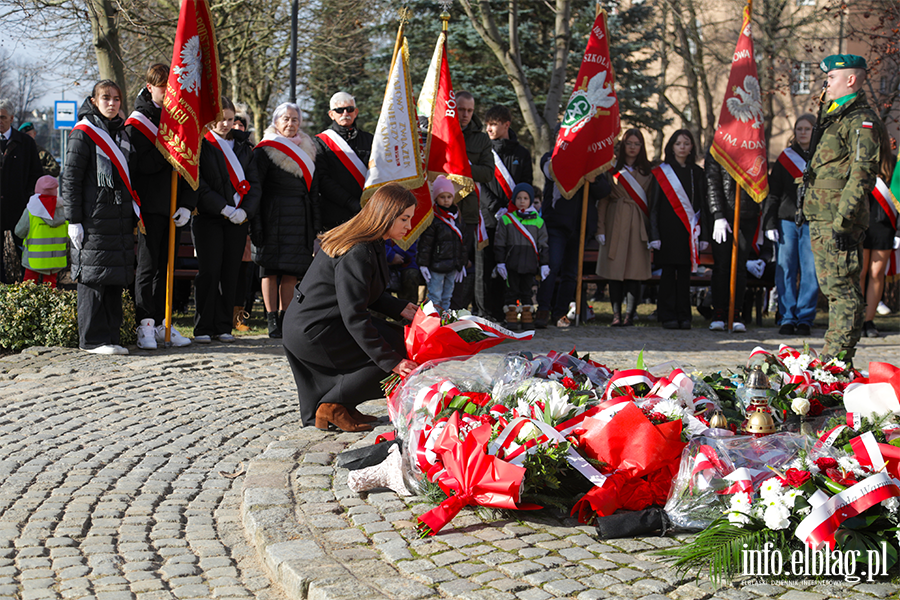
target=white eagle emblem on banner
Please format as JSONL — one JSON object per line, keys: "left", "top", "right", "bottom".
{"left": 726, "top": 75, "right": 764, "bottom": 129}
{"left": 173, "top": 36, "right": 203, "bottom": 95}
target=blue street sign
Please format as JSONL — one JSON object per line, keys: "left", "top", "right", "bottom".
{"left": 54, "top": 101, "right": 78, "bottom": 129}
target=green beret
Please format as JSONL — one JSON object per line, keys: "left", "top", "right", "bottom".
{"left": 19, "top": 122, "right": 35, "bottom": 133}
{"left": 819, "top": 54, "right": 868, "bottom": 73}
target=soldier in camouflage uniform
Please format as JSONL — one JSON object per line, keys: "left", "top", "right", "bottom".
{"left": 802, "top": 54, "right": 885, "bottom": 363}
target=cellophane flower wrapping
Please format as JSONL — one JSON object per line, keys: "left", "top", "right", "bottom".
{"left": 663, "top": 432, "right": 829, "bottom": 531}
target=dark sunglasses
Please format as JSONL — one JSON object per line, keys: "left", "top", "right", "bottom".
{"left": 332, "top": 106, "right": 356, "bottom": 114}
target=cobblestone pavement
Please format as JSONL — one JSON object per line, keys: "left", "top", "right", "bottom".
{"left": 0, "top": 326, "right": 897, "bottom": 600}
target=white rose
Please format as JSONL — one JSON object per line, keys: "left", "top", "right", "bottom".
{"left": 764, "top": 504, "right": 792, "bottom": 530}
{"left": 791, "top": 397, "right": 811, "bottom": 416}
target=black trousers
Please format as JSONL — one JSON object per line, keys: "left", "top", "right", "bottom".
{"left": 475, "top": 227, "right": 505, "bottom": 319}
{"left": 192, "top": 214, "right": 248, "bottom": 336}
{"left": 657, "top": 265, "right": 691, "bottom": 323}
{"left": 450, "top": 225, "right": 476, "bottom": 310}
{"left": 77, "top": 282, "right": 123, "bottom": 349}
{"left": 504, "top": 270, "right": 535, "bottom": 306}
{"left": 711, "top": 218, "right": 755, "bottom": 322}
{"left": 135, "top": 214, "right": 182, "bottom": 324}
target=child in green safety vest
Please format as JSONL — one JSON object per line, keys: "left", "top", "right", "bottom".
{"left": 14, "top": 175, "right": 68, "bottom": 287}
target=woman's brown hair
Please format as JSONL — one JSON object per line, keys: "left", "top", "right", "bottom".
{"left": 319, "top": 184, "right": 417, "bottom": 257}
{"left": 878, "top": 134, "right": 895, "bottom": 181}
{"left": 614, "top": 128, "right": 652, "bottom": 176}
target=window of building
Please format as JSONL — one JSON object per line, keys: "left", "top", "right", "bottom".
{"left": 792, "top": 62, "right": 812, "bottom": 95}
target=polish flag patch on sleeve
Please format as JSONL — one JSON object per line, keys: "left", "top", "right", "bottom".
{"left": 861, "top": 122, "right": 873, "bottom": 129}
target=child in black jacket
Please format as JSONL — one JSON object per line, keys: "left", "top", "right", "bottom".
{"left": 417, "top": 176, "right": 467, "bottom": 311}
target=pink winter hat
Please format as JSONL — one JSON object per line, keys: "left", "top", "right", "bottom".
{"left": 431, "top": 175, "right": 455, "bottom": 200}
{"left": 35, "top": 175, "right": 59, "bottom": 196}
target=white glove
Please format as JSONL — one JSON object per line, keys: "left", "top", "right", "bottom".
{"left": 419, "top": 266, "right": 431, "bottom": 283}
{"left": 172, "top": 207, "right": 191, "bottom": 227}
{"left": 648, "top": 240, "right": 661, "bottom": 250}
{"left": 746, "top": 259, "right": 765, "bottom": 279}
{"left": 596, "top": 234, "right": 606, "bottom": 246}
{"left": 540, "top": 265, "right": 550, "bottom": 280}
{"left": 494, "top": 208, "right": 508, "bottom": 221}
{"left": 713, "top": 218, "right": 732, "bottom": 244}
{"left": 228, "top": 208, "right": 247, "bottom": 224}
{"left": 894, "top": 236, "right": 900, "bottom": 250}
{"left": 454, "top": 267, "right": 466, "bottom": 283}
{"left": 699, "top": 241, "right": 710, "bottom": 252}
{"left": 496, "top": 263, "right": 508, "bottom": 280}
{"left": 220, "top": 205, "right": 236, "bottom": 219}
{"left": 765, "top": 229, "right": 779, "bottom": 243}
{"left": 68, "top": 223, "right": 84, "bottom": 250}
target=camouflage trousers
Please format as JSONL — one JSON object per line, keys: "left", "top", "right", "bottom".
{"left": 808, "top": 221, "right": 864, "bottom": 360}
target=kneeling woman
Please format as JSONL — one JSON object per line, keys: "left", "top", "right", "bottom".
{"left": 283, "top": 183, "right": 419, "bottom": 432}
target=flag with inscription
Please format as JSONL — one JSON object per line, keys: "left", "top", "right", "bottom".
{"left": 709, "top": 0, "right": 768, "bottom": 203}
{"left": 362, "top": 33, "right": 428, "bottom": 248}
{"left": 417, "top": 30, "right": 475, "bottom": 198}
{"left": 156, "top": 0, "right": 222, "bottom": 191}
{"left": 549, "top": 9, "right": 620, "bottom": 199}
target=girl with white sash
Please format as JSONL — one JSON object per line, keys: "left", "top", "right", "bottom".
{"left": 251, "top": 102, "right": 320, "bottom": 339}
{"left": 860, "top": 140, "right": 898, "bottom": 338}
{"left": 648, "top": 129, "right": 709, "bottom": 330}
{"left": 595, "top": 128, "right": 653, "bottom": 326}
{"left": 194, "top": 96, "right": 261, "bottom": 343}
{"left": 61, "top": 80, "right": 135, "bottom": 355}
{"left": 761, "top": 114, "right": 818, "bottom": 336}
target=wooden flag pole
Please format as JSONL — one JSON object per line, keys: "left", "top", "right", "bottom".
{"left": 728, "top": 185, "right": 741, "bottom": 333}
{"left": 574, "top": 182, "right": 590, "bottom": 326}
{"left": 164, "top": 171, "right": 178, "bottom": 344}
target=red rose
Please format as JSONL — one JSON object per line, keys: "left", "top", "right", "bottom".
{"left": 815, "top": 457, "right": 838, "bottom": 470}
{"left": 807, "top": 397, "right": 824, "bottom": 417}
{"left": 561, "top": 377, "right": 579, "bottom": 390}
{"left": 783, "top": 468, "right": 812, "bottom": 488}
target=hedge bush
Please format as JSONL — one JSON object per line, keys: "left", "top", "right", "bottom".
{"left": 0, "top": 282, "right": 136, "bottom": 352}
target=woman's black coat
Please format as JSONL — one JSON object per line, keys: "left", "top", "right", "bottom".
{"left": 196, "top": 130, "right": 261, "bottom": 218}
{"left": 416, "top": 206, "right": 467, "bottom": 273}
{"left": 282, "top": 240, "right": 409, "bottom": 426}
{"left": 648, "top": 161, "right": 710, "bottom": 266}
{"left": 61, "top": 98, "right": 135, "bottom": 286}
{"left": 762, "top": 143, "right": 810, "bottom": 230}
{"left": 250, "top": 143, "right": 321, "bottom": 276}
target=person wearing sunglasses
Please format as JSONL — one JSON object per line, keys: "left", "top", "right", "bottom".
{"left": 314, "top": 92, "right": 373, "bottom": 231}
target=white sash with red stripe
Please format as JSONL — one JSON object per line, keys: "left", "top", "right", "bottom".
{"left": 492, "top": 150, "right": 514, "bottom": 201}
{"left": 505, "top": 211, "right": 539, "bottom": 258}
{"left": 205, "top": 131, "right": 251, "bottom": 206}
{"left": 433, "top": 208, "right": 463, "bottom": 241}
{"left": 73, "top": 119, "right": 143, "bottom": 226}
{"left": 125, "top": 111, "right": 158, "bottom": 142}
{"left": 873, "top": 177, "right": 898, "bottom": 230}
{"left": 653, "top": 163, "right": 700, "bottom": 271}
{"left": 256, "top": 133, "right": 315, "bottom": 192}
{"left": 316, "top": 129, "right": 367, "bottom": 189}
{"left": 613, "top": 167, "right": 648, "bottom": 216}
{"left": 777, "top": 147, "right": 806, "bottom": 179}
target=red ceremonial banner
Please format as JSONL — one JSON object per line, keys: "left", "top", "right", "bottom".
{"left": 157, "top": 0, "right": 223, "bottom": 191}
{"left": 709, "top": 0, "right": 768, "bottom": 203}
{"left": 549, "top": 10, "right": 620, "bottom": 200}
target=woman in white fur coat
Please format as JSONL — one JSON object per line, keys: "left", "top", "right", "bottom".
{"left": 251, "top": 103, "right": 321, "bottom": 338}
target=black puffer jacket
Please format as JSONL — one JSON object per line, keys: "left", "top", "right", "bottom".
{"left": 481, "top": 129, "right": 533, "bottom": 229}
{"left": 314, "top": 122, "right": 373, "bottom": 230}
{"left": 61, "top": 98, "right": 136, "bottom": 286}
{"left": 196, "top": 129, "right": 261, "bottom": 218}
{"left": 706, "top": 149, "right": 760, "bottom": 224}
{"left": 126, "top": 88, "right": 196, "bottom": 215}
{"left": 251, "top": 128, "right": 321, "bottom": 277}
{"left": 762, "top": 144, "right": 810, "bottom": 230}
{"left": 417, "top": 205, "right": 468, "bottom": 273}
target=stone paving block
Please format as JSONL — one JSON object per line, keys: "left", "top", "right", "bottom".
{"left": 408, "top": 567, "right": 456, "bottom": 585}
{"left": 672, "top": 582, "right": 714, "bottom": 600}
{"left": 778, "top": 593, "right": 827, "bottom": 600}
{"left": 523, "top": 570, "right": 565, "bottom": 586}
{"left": 543, "top": 578, "right": 587, "bottom": 596}
{"left": 851, "top": 583, "right": 897, "bottom": 598}
{"left": 496, "top": 560, "right": 543, "bottom": 579}
{"left": 371, "top": 577, "right": 436, "bottom": 599}
{"left": 514, "top": 589, "right": 553, "bottom": 600}
{"left": 480, "top": 551, "right": 517, "bottom": 566}
{"left": 438, "top": 579, "right": 482, "bottom": 597}
{"left": 559, "top": 546, "right": 595, "bottom": 561}
{"left": 739, "top": 583, "right": 785, "bottom": 596}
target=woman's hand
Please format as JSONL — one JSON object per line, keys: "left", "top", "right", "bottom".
{"left": 401, "top": 302, "right": 418, "bottom": 321}
{"left": 392, "top": 359, "right": 418, "bottom": 378}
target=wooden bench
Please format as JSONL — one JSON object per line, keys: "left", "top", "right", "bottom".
{"left": 173, "top": 229, "right": 198, "bottom": 280}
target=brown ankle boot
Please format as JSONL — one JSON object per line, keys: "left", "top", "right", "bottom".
{"left": 521, "top": 306, "right": 534, "bottom": 329}
{"left": 315, "top": 403, "right": 373, "bottom": 432}
{"left": 504, "top": 306, "right": 521, "bottom": 331}
{"left": 233, "top": 307, "right": 250, "bottom": 332}
{"left": 348, "top": 406, "right": 378, "bottom": 424}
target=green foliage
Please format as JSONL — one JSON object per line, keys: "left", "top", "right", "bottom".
{"left": 657, "top": 515, "right": 793, "bottom": 585}
{"left": 0, "top": 283, "right": 136, "bottom": 351}
{"left": 824, "top": 412, "right": 893, "bottom": 449}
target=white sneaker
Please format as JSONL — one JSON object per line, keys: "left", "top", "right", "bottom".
{"left": 137, "top": 319, "right": 157, "bottom": 350}
{"left": 709, "top": 321, "right": 726, "bottom": 331}
{"left": 217, "top": 333, "right": 235, "bottom": 343}
{"left": 83, "top": 344, "right": 121, "bottom": 355}
{"left": 194, "top": 335, "right": 212, "bottom": 344}
{"left": 155, "top": 322, "right": 192, "bottom": 347}
{"left": 876, "top": 301, "right": 891, "bottom": 316}
{"left": 732, "top": 322, "right": 746, "bottom": 333}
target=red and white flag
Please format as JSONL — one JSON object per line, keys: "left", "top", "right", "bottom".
{"left": 549, "top": 10, "right": 620, "bottom": 199}
{"left": 709, "top": 0, "right": 768, "bottom": 203}
{"left": 156, "top": 0, "right": 222, "bottom": 191}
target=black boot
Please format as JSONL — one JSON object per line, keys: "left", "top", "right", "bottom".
{"left": 267, "top": 312, "right": 282, "bottom": 338}
{"left": 277, "top": 310, "right": 285, "bottom": 333}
